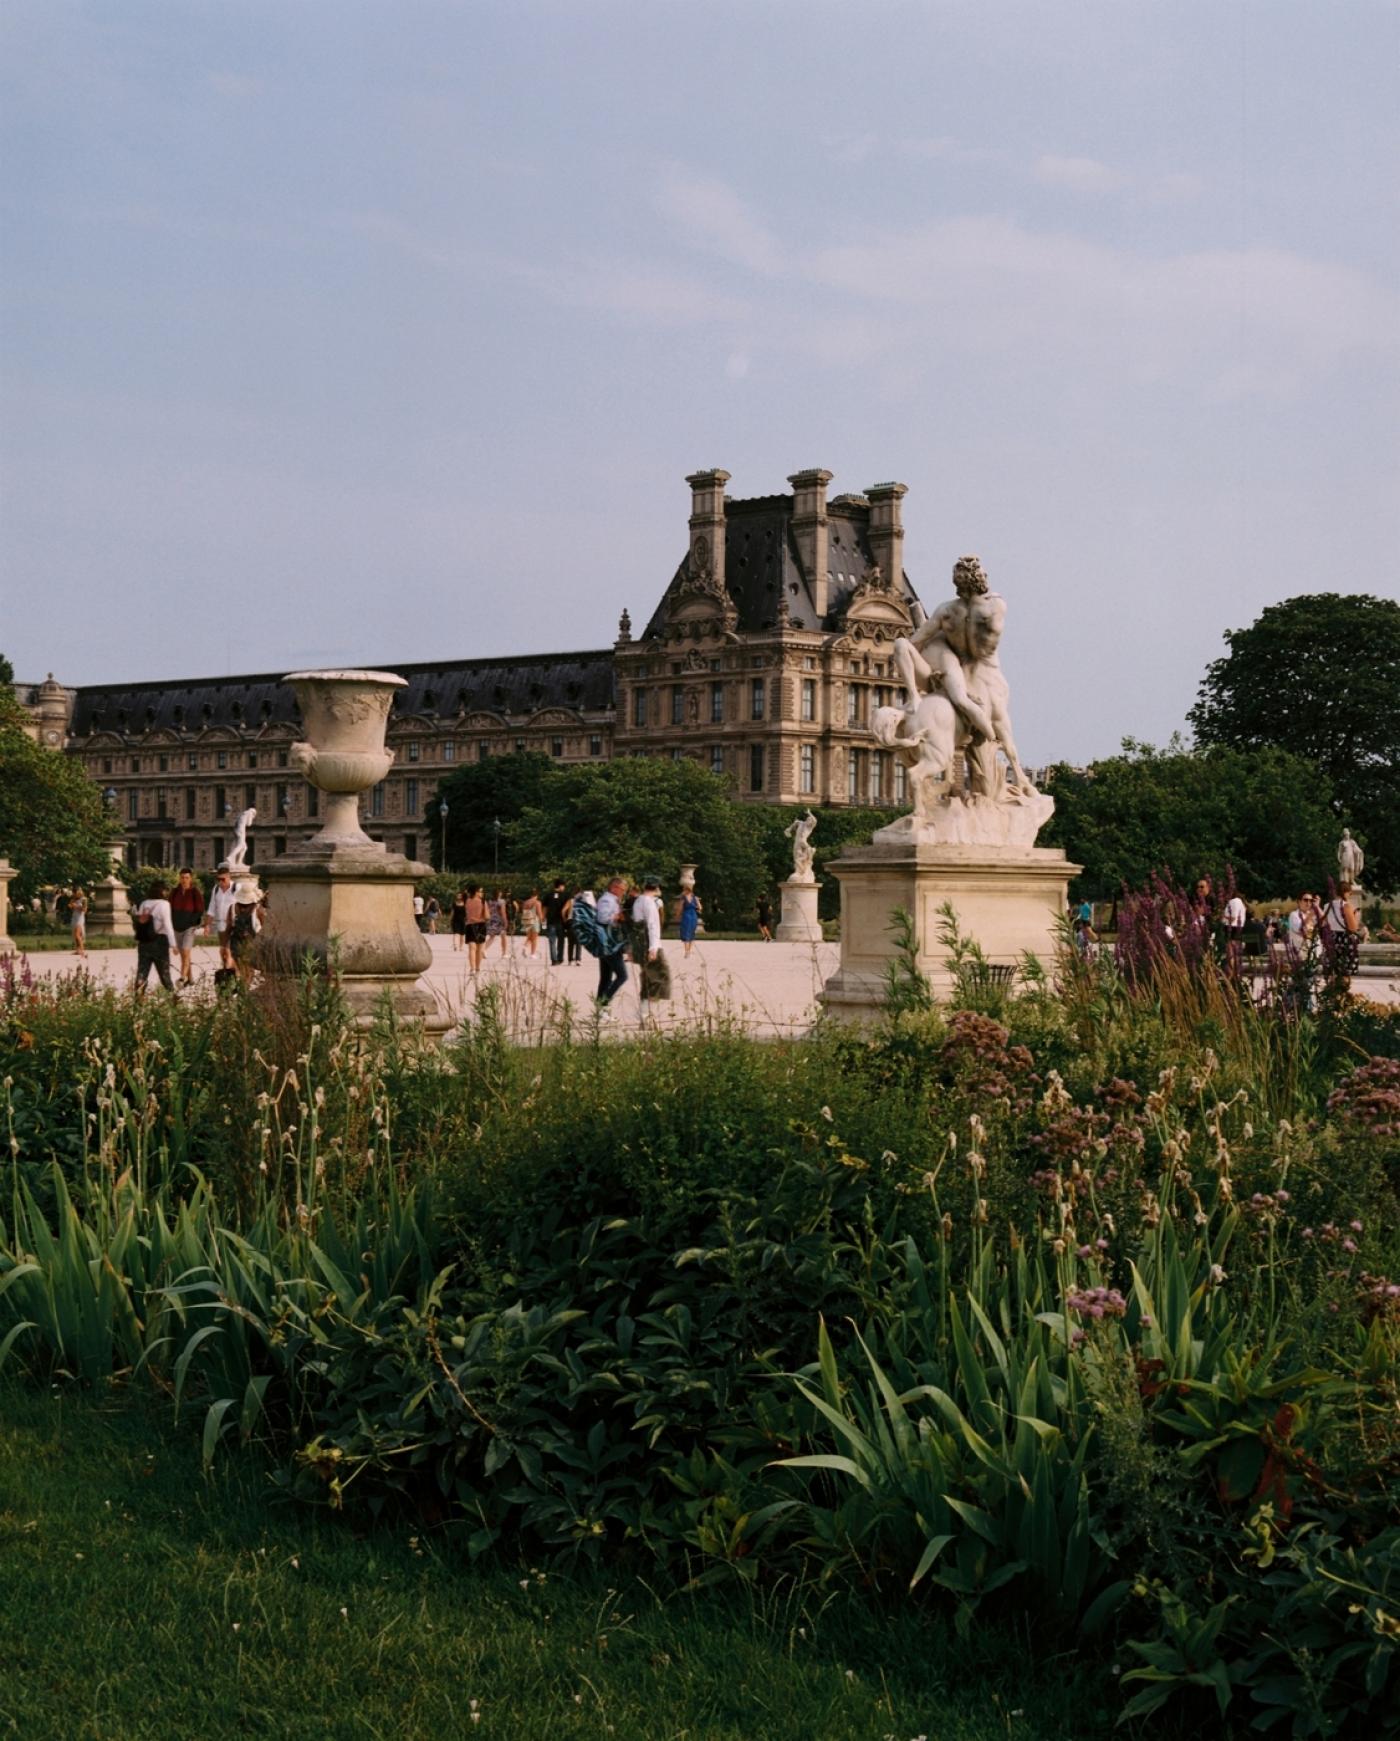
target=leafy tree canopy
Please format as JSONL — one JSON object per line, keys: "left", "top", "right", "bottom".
{"left": 510, "top": 758, "right": 766, "bottom": 926}
{"left": 0, "top": 683, "right": 112, "bottom": 906}
{"left": 1188, "top": 593, "right": 1400, "bottom": 890}
{"left": 1042, "top": 737, "right": 1343, "bottom": 903}
{"left": 426, "top": 753, "right": 557, "bottom": 871}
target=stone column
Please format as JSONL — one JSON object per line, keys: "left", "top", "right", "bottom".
{"left": 0, "top": 859, "right": 17, "bottom": 954}
{"left": 775, "top": 875, "right": 822, "bottom": 943}
{"left": 87, "top": 839, "right": 135, "bottom": 938}
{"left": 261, "top": 671, "right": 449, "bottom": 1035}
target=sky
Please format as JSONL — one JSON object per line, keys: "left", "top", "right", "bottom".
{"left": 2, "top": 0, "right": 1397, "bottom": 764}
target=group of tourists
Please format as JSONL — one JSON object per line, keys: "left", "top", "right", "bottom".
{"left": 130, "top": 866, "right": 261, "bottom": 993}
{"left": 438, "top": 876, "right": 704, "bottom": 1002}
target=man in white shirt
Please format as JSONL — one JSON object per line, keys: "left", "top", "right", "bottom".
{"left": 595, "top": 876, "right": 629, "bottom": 1006}
{"left": 633, "top": 877, "right": 670, "bottom": 1010}
{"left": 413, "top": 892, "right": 426, "bottom": 932}
{"left": 1222, "top": 891, "right": 1248, "bottom": 974}
{"left": 205, "top": 868, "right": 238, "bottom": 968}
{"left": 135, "top": 881, "right": 179, "bottom": 992}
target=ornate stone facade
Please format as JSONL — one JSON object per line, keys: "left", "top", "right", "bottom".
{"left": 17, "top": 468, "right": 926, "bottom": 868}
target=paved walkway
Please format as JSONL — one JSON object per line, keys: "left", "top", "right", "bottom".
{"left": 19, "top": 936, "right": 1397, "bottom": 1039}
{"left": 20, "top": 935, "right": 844, "bottom": 1038}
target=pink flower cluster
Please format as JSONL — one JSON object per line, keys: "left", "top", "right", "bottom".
{"left": 1066, "top": 1285, "right": 1128, "bottom": 1322}
{"left": 1327, "top": 1056, "right": 1400, "bottom": 1139}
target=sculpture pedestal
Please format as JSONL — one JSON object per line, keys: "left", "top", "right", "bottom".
{"left": 263, "top": 844, "right": 450, "bottom": 1034}
{"left": 87, "top": 840, "right": 134, "bottom": 939}
{"left": 820, "top": 841, "right": 1078, "bottom": 1022}
{"left": 0, "top": 858, "right": 17, "bottom": 954}
{"left": 775, "top": 877, "right": 822, "bottom": 942}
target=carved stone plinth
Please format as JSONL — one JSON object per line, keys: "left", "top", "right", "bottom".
{"left": 87, "top": 839, "right": 134, "bottom": 939}
{"left": 261, "top": 670, "right": 448, "bottom": 1035}
{"left": 775, "top": 877, "right": 822, "bottom": 943}
{"left": 263, "top": 844, "right": 449, "bottom": 1031}
{"left": 0, "top": 858, "right": 17, "bottom": 954}
{"left": 821, "top": 841, "right": 1078, "bottom": 1021}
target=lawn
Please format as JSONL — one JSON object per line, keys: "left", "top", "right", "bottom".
{"left": 0, "top": 1386, "right": 1105, "bottom": 1741}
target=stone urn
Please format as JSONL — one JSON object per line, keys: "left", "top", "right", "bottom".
{"left": 286, "top": 669, "right": 401, "bottom": 846}
{"left": 262, "top": 670, "right": 449, "bottom": 1035}
{"left": 678, "top": 863, "right": 697, "bottom": 894}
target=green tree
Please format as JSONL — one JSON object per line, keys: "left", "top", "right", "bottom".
{"left": 426, "top": 752, "right": 558, "bottom": 872}
{"left": 1188, "top": 593, "right": 1400, "bottom": 891}
{"left": 1042, "top": 738, "right": 1343, "bottom": 904}
{"left": 0, "top": 685, "right": 112, "bottom": 905}
{"left": 511, "top": 758, "right": 766, "bottom": 926}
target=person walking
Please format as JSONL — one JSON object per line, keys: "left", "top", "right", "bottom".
{"left": 1222, "top": 889, "right": 1248, "bottom": 976}
{"left": 1321, "top": 883, "right": 1361, "bottom": 989}
{"left": 595, "top": 876, "right": 629, "bottom": 1006}
{"left": 424, "top": 895, "right": 441, "bottom": 935}
{"left": 544, "top": 878, "right": 569, "bottom": 965}
{"left": 678, "top": 886, "right": 702, "bottom": 958}
{"left": 520, "top": 888, "right": 544, "bottom": 958}
{"left": 464, "top": 885, "right": 488, "bottom": 973}
{"left": 227, "top": 883, "right": 262, "bottom": 984}
{"left": 68, "top": 886, "right": 88, "bottom": 959}
{"left": 169, "top": 868, "right": 205, "bottom": 986}
{"left": 450, "top": 888, "right": 468, "bottom": 952}
{"left": 633, "top": 876, "right": 668, "bottom": 1012}
{"left": 565, "top": 887, "right": 583, "bottom": 964}
{"left": 487, "top": 888, "right": 510, "bottom": 959}
{"left": 413, "top": 891, "right": 427, "bottom": 932}
{"left": 206, "top": 867, "right": 238, "bottom": 969}
{"left": 755, "top": 892, "right": 773, "bottom": 942}
{"left": 134, "top": 880, "right": 178, "bottom": 993}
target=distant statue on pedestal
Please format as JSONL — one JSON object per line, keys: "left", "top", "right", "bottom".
{"left": 224, "top": 807, "right": 256, "bottom": 871}
{"left": 1338, "top": 829, "right": 1364, "bottom": 888}
{"left": 785, "top": 809, "right": 818, "bottom": 881}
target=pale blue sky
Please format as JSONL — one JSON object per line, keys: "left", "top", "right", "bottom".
{"left": 3, "top": 0, "right": 1397, "bottom": 761}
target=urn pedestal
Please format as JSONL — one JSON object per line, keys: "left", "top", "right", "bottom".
{"left": 87, "top": 840, "right": 135, "bottom": 939}
{"left": 261, "top": 671, "right": 449, "bottom": 1035}
{"left": 820, "top": 840, "right": 1078, "bottom": 1021}
{"left": 775, "top": 876, "right": 822, "bottom": 943}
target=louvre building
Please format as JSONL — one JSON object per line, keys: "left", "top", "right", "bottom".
{"left": 18, "top": 468, "right": 927, "bottom": 869}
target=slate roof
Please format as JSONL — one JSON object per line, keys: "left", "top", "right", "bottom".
{"left": 643, "top": 493, "right": 921, "bottom": 638}
{"left": 67, "top": 650, "right": 616, "bottom": 738}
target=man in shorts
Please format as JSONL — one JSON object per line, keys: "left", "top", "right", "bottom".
{"left": 205, "top": 867, "right": 238, "bottom": 969}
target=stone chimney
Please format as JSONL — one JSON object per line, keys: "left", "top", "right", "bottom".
{"left": 788, "top": 468, "right": 834, "bottom": 621}
{"left": 685, "top": 469, "right": 731, "bottom": 593}
{"left": 866, "top": 482, "right": 908, "bottom": 593}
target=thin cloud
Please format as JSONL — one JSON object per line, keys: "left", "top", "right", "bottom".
{"left": 1033, "top": 153, "right": 1128, "bottom": 193}
{"left": 805, "top": 214, "right": 1400, "bottom": 396}
{"left": 653, "top": 166, "right": 783, "bottom": 276}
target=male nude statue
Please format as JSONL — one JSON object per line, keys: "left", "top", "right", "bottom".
{"left": 892, "top": 555, "right": 996, "bottom": 744}
{"left": 224, "top": 807, "right": 256, "bottom": 871}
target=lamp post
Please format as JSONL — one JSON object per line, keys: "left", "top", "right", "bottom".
{"left": 492, "top": 816, "right": 501, "bottom": 875}
{"left": 439, "top": 798, "right": 449, "bottom": 872}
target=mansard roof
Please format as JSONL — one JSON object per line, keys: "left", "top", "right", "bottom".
{"left": 67, "top": 649, "right": 616, "bottom": 738}
{"left": 642, "top": 490, "right": 921, "bottom": 639}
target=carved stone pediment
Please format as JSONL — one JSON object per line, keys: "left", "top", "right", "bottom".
{"left": 527, "top": 706, "right": 584, "bottom": 727}
{"left": 460, "top": 710, "right": 509, "bottom": 730}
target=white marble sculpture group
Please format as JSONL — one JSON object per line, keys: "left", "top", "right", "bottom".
{"left": 873, "top": 555, "right": 1053, "bottom": 847}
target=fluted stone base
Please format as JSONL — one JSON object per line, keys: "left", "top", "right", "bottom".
{"left": 774, "top": 877, "right": 821, "bottom": 942}
{"left": 821, "top": 841, "right": 1078, "bottom": 1022}
{"left": 263, "top": 843, "right": 449, "bottom": 1033}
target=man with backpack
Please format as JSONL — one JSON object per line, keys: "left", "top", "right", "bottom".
{"left": 133, "top": 880, "right": 179, "bottom": 992}
{"left": 593, "top": 876, "right": 629, "bottom": 1006}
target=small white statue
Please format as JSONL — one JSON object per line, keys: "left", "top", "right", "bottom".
{"left": 224, "top": 807, "right": 256, "bottom": 871}
{"left": 1337, "top": 829, "right": 1364, "bottom": 887}
{"left": 784, "top": 809, "right": 818, "bottom": 881}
